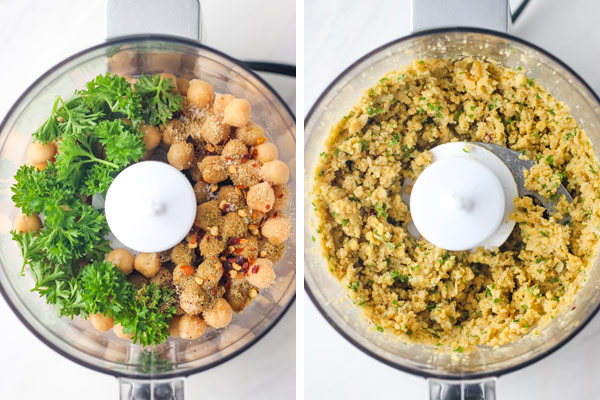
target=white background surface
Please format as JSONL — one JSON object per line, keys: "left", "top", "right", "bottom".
{"left": 304, "top": 0, "right": 600, "bottom": 399}
{"left": 0, "top": 1, "right": 295, "bottom": 399}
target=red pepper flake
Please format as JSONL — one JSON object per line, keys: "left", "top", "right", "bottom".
{"left": 265, "top": 204, "right": 271, "bottom": 210}
{"left": 278, "top": 194, "right": 283, "bottom": 198}
{"left": 252, "top": 163, "right": 258, "bottom": 168}
{"left": 234, "top": 248, "right": 244, "bottom": 255}
{"left": 222, "top": 203, "right": 230, "bottom": 213}
{"left": 193, "top": 220, "right": 201, "bottom": 227}
{"left": 251, "top": 149, "right": 258, "bottom": 159}
{"left": 241, "top": 155, "right": 249, "bottom": 164}
{"left": 181, "top": 265, "right": 194, "bottom": 276}
{"left": 229, "top": 237, "right": 241, "bottom": 245}
{"left": 225, "top": 156, "right": 232, "bottom": 163}
{"left": 212, "top": 286, "right": 218, "bottom": 296}
{"left": 236, "top": 185, "right": 246, "bottom": 190}
{"left": 251, "top": 265, "right": 260, "bottom": 274}
{"left": 248, "top": 257, "right": 257, "bottom": 265}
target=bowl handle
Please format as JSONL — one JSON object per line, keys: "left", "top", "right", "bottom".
{"left": 428, "top": 378, "right": 497, "bottom": 400}
{"left": 105, "top": 0, "right": 202, "bottom": 41}
{"left": 410, "top": 0, "right": 510, "bottom": 33}
{"left": 119, "top": 377, "right": 186, "bottom": 400}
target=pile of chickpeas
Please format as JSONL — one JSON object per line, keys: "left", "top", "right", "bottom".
{"left": 35, "top": 72, "right": 292, "bottom": 341}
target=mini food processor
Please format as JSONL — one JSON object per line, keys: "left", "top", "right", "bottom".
{"left": 0, "top": 1, "right": 296, "bottom": 399}
{"left": 305, "top": 0, "right": 600, "bottom": 398}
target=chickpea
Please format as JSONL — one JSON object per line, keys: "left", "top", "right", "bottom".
{"left": 28, "top": 141, "right": 56, "bottom": 165}
{"left": 127, "top": 273, "right": 148, "bottom": 289}
{"left": 193, "top": 181, "right": 211, "bottom": 203}
{"left": 161, "top": 119, "right": 187, "bottom": 145}
{"left": 33, "top": 162, "right": 48, "bottom": 171}
{"left": 113, "top": 323, "right": 133, "bottom": 340}
{"left": 246, "top": 258, "right": 276, "bottom": 289}
{"left": 149, "top": 267, "right": 172, "bottom": 287}
{"left": 179, "top": 314, "right": 207, "bottom": 339}
{"left": 176, "top": 77, "right": 190, "bottom": 96}
{"left": 200, "top": 115, "right": 230, "bottom": 145}
{"left": 261, "top": 160, "right": 290, "bottom": 185}
{"left": 140, "top": 124, "right": 161, "bottom": 151}
{"left": 173, "top": 264, "right": 194, "bottom": 286}
{"left": 179, "top": 285, "right": 207, "bottom": 315}
{"left": 272, "top": 184, "right": 290, "bottom": 211}
{"left": 222, "top": 139, "right": 247, "bottom": 159}
{"left": 261, "top": 215, "right": 291, "bottom": 245}
{"left": 202, "top": 298, "right": 233, "bottom": 328}
{"left": 105, "top": 248, "right": 134, "bottom": 275}
{"left": 223, "top": 99, "right": 251, "bottom": 127}
{"left": 246, "top": 182, "right": 275, "bottom": 213}
{"left": 187, "top": 79, "right": 215, "bottom": 109}
{"left": 169, "top": 316, "right": 181, "bottom": 338}
{"left": 159, "top": 72, "right": 178, "bottom": 93}
{"left": 168, "top": 142, "right": 195, "bottom": 170}
{"left": 134, "top": 252, "right": 160, "bottom": 278}
{"left": 254, "top": 142, "right": 278, "bottom": 162}
{"left": 89, "top": 313, "right": 114, "bottom": 332}
{"left": 235, "top": 121, "right": 265, "bottom": 146}
{"left": 213, "top": 93, "right": 234, "bottom": 114}
{"left": 14, "top": 212, "right": 41, "bottom": 234}
{"left": 199, "top": 156, "right": 228, "bottom": 184}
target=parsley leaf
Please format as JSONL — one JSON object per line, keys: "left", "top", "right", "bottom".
{"left": 134, "top": 74, "right": 184, "bottom": 125}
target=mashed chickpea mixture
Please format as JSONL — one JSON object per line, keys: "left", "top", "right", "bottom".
{"left": 313, "top": 58, "right": 600, "bottom": 350}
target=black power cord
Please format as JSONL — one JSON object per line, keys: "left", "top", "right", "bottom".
{"left": 243, "top": 61, "right": 296, "bottom": 77}
{"left": 511, "top": 0, "right": 530, "bottom": 23}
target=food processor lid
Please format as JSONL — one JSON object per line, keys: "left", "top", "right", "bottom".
{"left": 408, "top": 142, "right": 518, "bottom": 251}
{"left": 104, "top": 161, "right": 197, "bottom": 253}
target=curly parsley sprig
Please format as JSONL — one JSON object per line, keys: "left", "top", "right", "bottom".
{"left": 11, "top": 73, "right": 183, "bottom": 345}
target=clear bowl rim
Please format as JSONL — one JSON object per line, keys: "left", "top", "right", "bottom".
{"left": 304, "top": 26, "right": 600, "bottom": 380}
{"left": 0, "top": 34, "right": 296, "bottom": 379}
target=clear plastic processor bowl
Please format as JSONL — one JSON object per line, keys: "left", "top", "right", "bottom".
{"left": 0, "top": 36, "right": 296, "bottom": 394}
{"left": 304, "top": 28, "right": 600, "bottom": 396}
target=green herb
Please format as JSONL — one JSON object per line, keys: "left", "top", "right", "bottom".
{"left": 334, "top": 148, "right": 340, "bottom": 157}
{"left": 342, "top": 219, "right": 350, "bottom": 227}
{"left": 549, "top": 277, "right": 559, "bottom": 283}
{"left": 349, "top": 280, "right": 360, "bottom": 291}
{"left": 367, "top": 106, "right": 384, "bottom": 116}
{"left": 374, "top": 203, "right": 388, "bottom": 219}
{"left": 134, "top": 74, "right": 184, "bottom": 125}
{"left": 11, "top": 73, "right": 182, "bottom": 346}
{"left": 546, "top": 155, "right": 554, "bottom": 165}
{"left": 485, "top": 287, "right": 492, "bottom": 297}
{"left": 548, "top": 109, "right": 555, "bottom": 115}
{"left": 375, "top": 324, "right": 384, "bottom": 332}
{"left": 526, "top": 77, "right": 535, "bottom": 87}
{"left": 454, "top": 346, "right": 464, "bottom": 353}
{"left": 539, "top": 230, "right": 548, "bottom": 237}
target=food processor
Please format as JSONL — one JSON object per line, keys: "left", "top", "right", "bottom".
{"left": 304, "top": 1, "right": 600, "bottom": 398}
{"left": 0, "top": 1, "right": 295, "bottom": 399}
